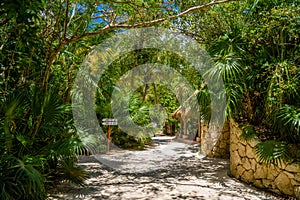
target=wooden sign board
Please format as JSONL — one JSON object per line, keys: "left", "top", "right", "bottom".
{"left": 102, "top": 118, "right": 118, "bottom": 153}
{"left": 102, "top": 121, "right": 118, "bottom": 126}
{"left": 102, "top": 118, "right": 118, "bottom": 125}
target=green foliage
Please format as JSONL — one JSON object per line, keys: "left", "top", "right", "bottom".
{"left": 1, "top": 0, "right": 300, "bottom": 197}
{"left": 272, "top": 105, "right": 300, "bottom": 142}
{"left": 180, "top": 0, "right": 300, "bottom": 163}
{"left": 109, "top": 91, "right": 154, "bottom": 149}
{"left": 111, "top": 129, "right": 151, "bottom": 150}
{"left": 95, "top": 48, "right": 205, "bottom": 148}
{"left": 0, "top": 155, "right": 46, "bottom": 200}
{"left": 0, "top": 0, "right": 246, "bottom": 199}
{"left": 255, "top": 140, "right": 291, "bottom": 165}
{"left": 196, "top": 87, "right": 212, "bottom": 122}
{"left": 205, "top": 35, "right": 245, "bottom": 118}
{"left": 0, "top": 88, "right": 86, "bottom": 199}
{"left": 240, "top": 124, "right": 257, "bottom": 141}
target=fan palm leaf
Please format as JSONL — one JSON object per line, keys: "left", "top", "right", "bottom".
{"left": 273, "top": 104, "right": 300, "bottom": 141}
{"left": 0, "top": 155, "right": 46, "bottom": 200}
{"left": 255, "top": 140, "right": 290, "bottom": 166}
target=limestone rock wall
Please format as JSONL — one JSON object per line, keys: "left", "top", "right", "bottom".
{"left": 203, "top": 121, "right": 230, "bottom": 158}
{"left": 230, "top": 119, "right": 300, "bottom": 198}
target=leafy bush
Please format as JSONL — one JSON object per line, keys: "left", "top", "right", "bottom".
{"left": 0, "top": 88, "right": 86, "bottom": 199}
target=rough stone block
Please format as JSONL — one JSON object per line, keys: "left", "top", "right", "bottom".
{"left": 246, "top": 144, "right": 256, "bottom": 159}
{"left": 274, "top": 173, "right": 293, "bottom": 196}
{"left": 248, "top": 139, "right": 259, "bottom": 148}
{"left": 237, "top": 165, "right": 246, "bottom": 177}
{"left": 223, "top": 130, "right": 230, "bottom": 139}
{"left": 230, "top": 164, "right": 237, "bottom": 177}
{"left": 230, "top": 150, "right": 241, "bottom": 167}
{"left": 230, "top": 143, "right": 239, "bottom": 151}
{"left": 242, "top": 170, "right": 254, "bottom": 182}
{"left": 295, "top": 173, "right": 300, "bottom": 182}
{"left": 220, "top": 142, "right": 227, "bottom": 150}
{"left": 230, "top": 132, "right": 239, "bottom": 143}
{"left": 262, "top": 179, "right": 274, "bottom": 188}
{"left": 270, "top": 189, "right": 281, "bottom": 195}
{"left": 286, "top": 163, "right": 300, "bottom": 173}
{"left": 242, "top": 158, "right": 251, "bottom": 171}
{"left": 267, "top": 167, "right": 279, "bottom": 180}
{"left": 284, "top": 171, "right": 296, "bottom": 179}
{"left": 236, "top": 128, "right": 243, "bottom": 138}
{"left": 240, "top": 138, "right": 247, "bottom": 146}
{"left": 250, "top": 159, "right": 257, "bottom": 171}
{"left": 254, "top": 165, "right": 267, "bottom": 179}
{"left": 238, "top": 145, "right": 246, "bottom": 157}
{"left": 291, "top": 179, "right": 300, "bottom": 186}
{"left": 253, "top": 179, "right": 264, "bottom": 188}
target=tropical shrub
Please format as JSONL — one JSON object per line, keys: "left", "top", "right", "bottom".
{"left": 0, "top": 88, "right": 87, "bottom": 199}
{"left": 178, "top": 0, "right": 300, "bottom": 164}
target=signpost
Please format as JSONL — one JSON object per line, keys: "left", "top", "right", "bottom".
{"left": 102, "top": 118, "right": 118, "bottom": 153}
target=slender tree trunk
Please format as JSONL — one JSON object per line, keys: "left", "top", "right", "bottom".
{"left": 152, "top": 83, "right": 158, "bottom": 104}
{"left": 65, "top": 65, "right": 73, "bottom": 103}
{"left": 142, "top": 83, "right": 148, "bottom": 102}
{"left": 43, "top": 42, "right": 65, "bottom": 95}
{"left": 32, "top": 42, "right": 65, "bottom": 138}
{"left": 198, "top": 118, "right": 201, "bottom": 139}
{"left": 245, "top": 92, "right": 253, "bottom": 120}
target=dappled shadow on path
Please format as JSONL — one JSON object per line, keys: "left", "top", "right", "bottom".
{"left": 49, "top": 154, "right": 285, "bottom": 200}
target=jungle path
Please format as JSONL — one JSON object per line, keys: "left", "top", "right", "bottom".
{"left": 49, "top": 136, "right": 290, "bottom": 200}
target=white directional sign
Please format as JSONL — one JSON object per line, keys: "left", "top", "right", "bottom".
{"left": 102, "top": 118, "right": 118, "bottom": 125}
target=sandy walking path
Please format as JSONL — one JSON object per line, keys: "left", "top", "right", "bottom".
{"left": 49, "top": 136, "right": 290, "bottom": 200}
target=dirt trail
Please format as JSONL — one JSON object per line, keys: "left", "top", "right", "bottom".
{"left": 49, "top": 137, "right": 290, "bottom": 200}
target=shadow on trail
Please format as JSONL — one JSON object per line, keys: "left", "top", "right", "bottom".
{"left": 49, "top": 155, "right": 282, "bottom": 200}
{"left": 49, "top": 138, "right": 286, "bottom": 200}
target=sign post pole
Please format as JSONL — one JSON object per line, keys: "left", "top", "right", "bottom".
{"left": 106, "top": 124, "right": 111, "bottom": 153}
{"left": 102, "top": 118, "right": 118, "bottom": 153}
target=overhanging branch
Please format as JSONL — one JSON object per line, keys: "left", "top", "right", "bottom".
{"left": 68, "top": 0, "right": 236, "bottom": 44}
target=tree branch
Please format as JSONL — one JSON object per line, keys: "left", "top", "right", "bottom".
{"left": 67, "top": 0, "right": 236, "bottom": 44}
{"left": 111, "top": 0, "right": 173, "bottom": 10}
{"left": 113, "top": 0, "right": 236, "bottom": 29}
{"left": 67, "top": 3, "right": 76, "bottom": 28}
{"left": 63, "top": 0, "right": 69, "bottom": 40}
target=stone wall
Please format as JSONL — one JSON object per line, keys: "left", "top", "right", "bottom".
{"left": 205, "top": 122, "right": 230, "bottom": 159}
{"left": 230, "top": 119, "right": 300, "bottom": 198}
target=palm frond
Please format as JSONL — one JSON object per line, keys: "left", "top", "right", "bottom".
{"left": 14, "top": 160, "right": 46, "bottom": 199}
{"left": 255, "top": 140, "right": 290, "bottom": 166}
{"left": 0, "top": 92, "right": 29, "bottom": 122}
{"left": 0, "top": 155, "right": 46, "bottom": 200}
{"left": 225, "top": 83, "right": 244, "bottom": 118}
{"left": 0, "top": 92, "right": 29, "bottom": 154}
{"left": 42, "top": 136, "right": 86, "bottom": 159}
{"left": 60, "top": 158, "right": 86, "bottom": 186}
{"left": 273, "top": 104, "right": 300, "bottom": 141}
